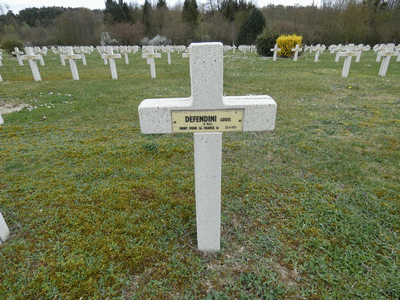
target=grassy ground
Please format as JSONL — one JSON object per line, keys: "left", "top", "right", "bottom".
{"left": 0, "top": 47, "right": 399, "bottom": 299}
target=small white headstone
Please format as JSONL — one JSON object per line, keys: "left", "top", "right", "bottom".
{"left": 0, "top": 212, "right": 11, "bottom": 245}
{"left": 138, "top": 42, "right": 277, "bottom": 252}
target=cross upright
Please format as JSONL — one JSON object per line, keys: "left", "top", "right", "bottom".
{"left": 138, "top": 42, "right": 277, "bottom": 252}
{"left": 120, "top": 46, "right": 132, "bottom": 65}
{"left": 378, "top": 44, "right": 398, "bottom": 76}
{"left": 101, "top": 46, "right": 122, "bottom": 79}
{"left": 12, "top": 47, "right": 24, "bottom": 66}
{"left": 291, "top": 44, "right": 302, "bottom": 61}
{"left": 336, "top": 44, "right": 358, "bottom": 77}
{"left": 21, "top": 47, "right": 43, "bottom": 81}
{"left": 270, "top": 44, "right": 281, "bottom": 61}
{"left": 312, "top": 44, "right": 325, "bottom": 62}
{"left": 61, "top": 47, "right": 83, "bottom": 80}
{"left": 142, "top": 46, "right": 161, "bottom": 79}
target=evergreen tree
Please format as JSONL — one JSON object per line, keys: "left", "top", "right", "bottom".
{"left": 142, "top": 0, "right": 153, "bottom": 36}
{"left": 182, "top": 0, "right": 199, "bottom": 28}
{"left": 237, "top": 8, "right": 266, "bottom": 45}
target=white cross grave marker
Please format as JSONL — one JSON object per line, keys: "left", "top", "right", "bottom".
{"left": 101, "top": 46, "right": 121, "bottom": 79}
{"left": 22, "top": 47, "right": 42, "bottom": 81}
{"left": 292, "top": 44, "right": 302, "bottom": 61}
{"left": 138, "top": 42, "right": 277, "bottom": 252}
{"left": 61, "top": 47, "right": 82, "bottom": 80}
{"left": 142, "top": 46, "right": 161, "bottom": 79}
{"left": 312, "top": 44, "right": 325, "bottom": 62}
{"left": 12, "top": 47, "right": 24, "bottom": 66}
{"left": 378, "top": 44, "right": 398, "bottom": 76}
{"left": 270, "top": 44, "right": 281, "bottom": 61}
{"left": 120, "top": 46, "right": 132, "bottom": 65}
{"left": 336, "top": 44, "right": 358, "bottom": 77}
{"left": 0, "top": 212, "right": 10, "bottom": 245}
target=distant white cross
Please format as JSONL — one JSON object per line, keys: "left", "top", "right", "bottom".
{"left": 312, "top": 44, "right": 325, "bottom": 62}
{"left": 138, "top": 42, "right": 277, "bottom": 252}
{"left": 21, "top": 47, "right": 42, "bottom": 81}
{"left": 101, "top": 46, "right": 121, "bottom": 79}
{"left": 336, "top": 44, "right": 358, "bottom": 77}
{"left": 378, "top": 44, "right": 398, "bottom": 76}
{"left": 12, "top": 47, "right": 24, "bottom": 66}
{"left": 142, "top": 46, "right": 161, "bottom": 79}
{"left": 61, "top": 47, "right": 83, "bottom": 80}
{"left": 270, "top": 44, "right": 281, "bottom": 61}
{"left": 291, "top": 44, "right": 302, "bottom": 61}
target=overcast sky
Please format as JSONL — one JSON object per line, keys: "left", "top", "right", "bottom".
{"left": 2, "top": 0, "right": 318, "bottom": 14}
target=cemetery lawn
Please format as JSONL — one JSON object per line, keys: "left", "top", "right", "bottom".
{"left": 0, "top": 49, "right": 399, "bottom": 299}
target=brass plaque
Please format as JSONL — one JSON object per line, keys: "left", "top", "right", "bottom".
{"left": 171, "top": 110, "right": 244, "bottom": 133}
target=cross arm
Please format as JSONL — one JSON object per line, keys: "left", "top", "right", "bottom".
{"left": 138, "top": 96, "right": 277, "bottom": 134}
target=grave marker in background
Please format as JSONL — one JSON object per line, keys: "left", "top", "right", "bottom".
{"left": 336, "top": 44, "right": 358, "bottom": 77}
{"left": 378, "top": 44, "right": 397, "bottom": 76}
{"left": 61, "top": 47, "right": 82, "bottom": 80}
{"left": 270, "top": 44, "right": 280, "bottom": 61}
{"left": 142, "top": 46, "right": 161, "bottom": 79}
{"left": 138, "top": 42, "right": 277, "bottom": 252}
{"left": 101, "top": 46, "right": 121, "bottom": 79}
{"left": 12, "top": 47, "right": 24, "bottom": 66}
{"left": 22, "top": 47, "right": 42, "bottom": 81}
{"left": 292, "top": 44, "right": 301, "bottom": 61}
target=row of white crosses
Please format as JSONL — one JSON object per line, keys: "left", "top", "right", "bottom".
{"left": 238, "top": 45, "right": 257, "bottom": 53}
{"left": 138, "top": 42, "right": 277, "bottom": 252}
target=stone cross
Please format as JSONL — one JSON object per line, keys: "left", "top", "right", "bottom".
{"left": 336, "top": 44, "right": 358, "bottom": 77}
{"left": 138, "top": 42, "right": 277, "bottom": 252}
{"left": 74, "top": 46, "right": 90, "bottom": 65}
{"left": 0, "top": 212, "right": 10, "bottom": 245}
{"left": 120, "top": 46, "right": 132, "bottom": 65}
{"left": 164, "top": 46, "right": 174, "bottom": 65}
{"left": 142, "top": 46, "right": 161, "bottom": 79}
{"left": 12, "top": 47, "right": 24, "bottom": 66}
{"left": 61, "top": 47, "right": 82, "bottom": 80}
{"left": 270, "top": 44, "right": 281, "bottom": 61}
{"left": 101, "top": 46, "right": 121, "bottom": 79}
{"left": 312, "top": 44, "right": 325, "bottom": 62}
{"left": 378, "top": 44, "right": 398, "bottom": 76}
{"left": 21, "top": 47, "right": 42, "bottom": 81}
{"left": 33, "top": 47, "right": 46, "bottom": 66}
{"left": 291, "top": 44, "right": 301, "bottom": 61}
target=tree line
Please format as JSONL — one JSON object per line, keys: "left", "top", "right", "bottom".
{"left": 0, "top": 0, "right": 399, "bottom": 49}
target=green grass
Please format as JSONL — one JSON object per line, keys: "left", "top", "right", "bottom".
{"left": 0, "top": 48, "right": 399, "bottom": 299}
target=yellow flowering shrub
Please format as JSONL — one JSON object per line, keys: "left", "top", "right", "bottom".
{"left": 276, "top": 34, "right": 303, "bottom": 58}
